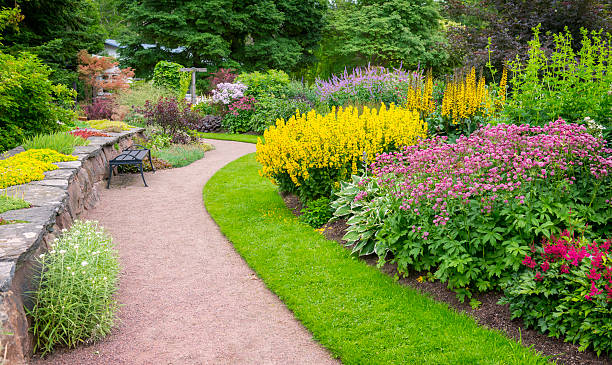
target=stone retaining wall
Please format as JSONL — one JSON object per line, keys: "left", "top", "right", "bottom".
{"left": 0, "top": 128, "right": 143, "bottom": 364}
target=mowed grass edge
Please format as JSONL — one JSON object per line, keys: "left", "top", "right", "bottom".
{"left": 197, "top": 132, "right": 262, "bottom": 144}
{"left": 202, "top": 153, "right": 548, "bottom": 365}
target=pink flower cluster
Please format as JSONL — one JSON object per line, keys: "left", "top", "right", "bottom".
{"left": 228, "top": 96, "right": 256, "bottom": 116}
{"left": 369, "top": 119, "right": 611, "bottom": 225}
{"left": 522, "top": 231, "right": 612, "bottom": 301}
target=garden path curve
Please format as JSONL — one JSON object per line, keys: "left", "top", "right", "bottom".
{"left": 35, "top": 140, "right": 338, "bottom": 365}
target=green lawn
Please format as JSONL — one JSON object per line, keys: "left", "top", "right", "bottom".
{"left": 202, "top": 153, "right": 548, "bottom": 365}
{"left": 197, "top": 132, "right": 262, "bottom": 144}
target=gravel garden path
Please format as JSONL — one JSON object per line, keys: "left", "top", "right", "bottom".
{"left": 35, "top": 140, "right": 337, "bottom": 365}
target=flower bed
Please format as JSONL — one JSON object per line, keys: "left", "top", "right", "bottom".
{"left": 257, "top": 104, "right": 427, "bottom": 200}
{"left": 501, "top": 231, "right": 611, "bottom": 355}
{"left": 69, "top": 129, "right": 111, "bottom": 139}
{"left": 0, "top": 149, "right": 78, "bottom": 188}
{"left": 333, "top": 120, "right": 612, "bottom": 300}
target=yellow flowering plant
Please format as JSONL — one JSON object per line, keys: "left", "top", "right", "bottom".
{"left": 257, "top": 104, "right": 427, "bottom": 200}
{"left": 86, "top": 120, "right": 132, "bottom": 132}
{"left": 0, "top": 149, "right": 77, "bottom": 189}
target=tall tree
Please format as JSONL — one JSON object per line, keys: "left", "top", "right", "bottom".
{"left": 315, "top": 0, "right": 448, "bottom": 78}
{"left": 0, "top": 0, "right": 106, "bottom": 85}
{"left": 118, "top": 0, "right": 326, "bottom": 77}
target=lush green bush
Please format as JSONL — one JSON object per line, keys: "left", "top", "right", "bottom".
{"left": 235, "top": 69, "right": 290, "bottom": 98}
{"left": 299, "top": 197, "right": 333, "bottom": 228}
{"left": 500, "top": 232, "right": 611, "bottom": 356}
{"left": 152, "top": 61, "right": 190, "bottom": 98}
{"left": 23, "top": 132, "right": 89, "bottom": 155}
{"left": 221, "top": 96, "right": 257, "bottom": 133}
{"left": 249, "top": 95, "right": 313, "bottom": 133}
{"left": 333, "top": 121, "right": 612, "bottom": 301}
{"left": 0, "top": 52, "right": 76, "bottom": 152}
{"left": 28, "top": 220, "right": 119, "bottom": 356}
{"left": 504, "top": 27, "right": 611, "bottom": 136}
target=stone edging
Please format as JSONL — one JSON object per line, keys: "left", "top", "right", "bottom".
{"left": 0, "top": 128, "right": 144, "bottom": 364}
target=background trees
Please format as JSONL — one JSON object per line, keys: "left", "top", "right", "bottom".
{"left": 117, "top": 0, "right": 326, "bottom": 78}
{"left": 0, "top": 0, "right": 106, "bottom": 85}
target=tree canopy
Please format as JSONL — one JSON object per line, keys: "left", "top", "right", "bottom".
{"left": 0, "top": 0, "right": 106, "bottom": 84}
{"left": 118, "top": 0, "right": 326, "bottom": 77}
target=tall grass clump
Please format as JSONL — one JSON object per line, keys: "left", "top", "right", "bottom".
{"left": 23, "top": 132, "right": 89, "bottom": 155}
{"left": 28, "top": 220, "right": 119, "bottom": 356}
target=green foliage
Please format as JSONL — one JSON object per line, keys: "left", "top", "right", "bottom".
{"left": 500, "top": 234, "right": 612, "bottom": 356}
{"left": 28, "top": 220, "right": 119, "bottom": 356}
{"left": 153, "top": 61, "right": 190, "bottom": 98}
{"left": 151, "top": 143, "right": 210, "bottom": 168}
{"left": 0, "top": 194, "right": 30, "bottom": 213}
{"left": 194, "top": 132, "right": 261, "bottom": 144}
{"left": 504, "top": 27, "right": 612, "bottom": 131}
{"left": 0, "top": 0, "right": 105, "bottom": 85}
{"left": 0, "top": 52, "right": 76, "bottom": 152}
{"left": 249, "top": 95, "right": 313, "bottom": 133}
{"left": 299, "top": 197, "right": 333, "bottom": 228}
{"left": 203, "top": 153, "right": 547, "bottom": 364}
{"left": 236, "top": 70, "right": 290, "bottom": 98}
{"left": 118, "top": 0, "right": 325, "bottom": 77}
{"left": 116, "top": 81, "right": 175, "bottom": 111}
{"left": 316, "top": 0, "right": 449, "bottom": 78}
{"left": 23, "top": 132, "right": 89, "bottom": 155}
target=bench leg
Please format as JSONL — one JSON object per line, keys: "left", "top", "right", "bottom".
{"left": 139, "top": 163, "right": 148, "bottom": 187}
{"left": 148, "top": 150, "right": 155, "bottom": 172}
{"left": 107, "top": 164, "right": 113, "bottom": 189}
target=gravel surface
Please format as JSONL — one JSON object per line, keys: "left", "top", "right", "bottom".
{"left": 33, "top": 140, "right": 338, "bottom": 365}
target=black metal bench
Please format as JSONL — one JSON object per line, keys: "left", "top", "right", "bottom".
{"left": 107, "top": 144, "right": 155, "bottom": 188}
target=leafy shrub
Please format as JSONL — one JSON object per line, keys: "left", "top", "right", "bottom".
{"left": 28, "top": 220, "right": 119, "bottom": 356}
{"left": 236, "top": 69, "right": 290, "bottom": 98}
{"left": 0, "top": 194, "right": 30, "bottom": 213}
{"left": 283, "top": 80, "right": 317, "bottom": 105}
{"left": 0, "top": 149, "right": 77, "bottom": 188}
{"left": 299, "top": 197, "right": 333, "bottom": 228}
{"left": 222, "top": 96, "right": 257, "bottom": 133}
{"left": 83, "top": 97, "right": 116, "bottom": 120}
{"left": 69, "top": 129, "right": 110, "bottom": 139}
{"left": 208, "top": 68, "right": 237, "bottom": 92}
{"left": 334, "top": 120, "right": 612, "bottom": 301}
{"left": 210, "top": 82, "right": 247, "bottom": 105}
{"left": 139, "top": 96, "right": 211, "bottom": 139}
{"left": 257, "top": 104, "right": 427, "bottom": 200}
{"left": 187, "top": 115, "right": 222, "bottom": 133}
{"left": 86, "top": 120, "right": 132, "bottom": 132}
{"left": 0, "top": 52, "right": 76, "bottom": 152}
{"left": 23, "top": 132, "right": 89, "bottom": 155}
{"left": 152, "top": 61, "right": 190, "bottom": 98}
{"left": 505, "top": 27, "right": 611, "bottom": 133}
{"left": 246, "top": 95, "right": 313, "bottom": 134}
{"left": 191, "top": 101, "right": 214, "bottom": 116}
{"left": 500, "top": 232, "right": 611, "bottom": 356}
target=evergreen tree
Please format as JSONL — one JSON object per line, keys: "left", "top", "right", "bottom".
{"left": 118, "top": 0, "right": 325, "bottom": 77}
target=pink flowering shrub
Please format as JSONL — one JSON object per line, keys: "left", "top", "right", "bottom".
{"left": 222, "top": 96, "right": 257, "bottom": 133}
{"left": 500, "top": 231, "right": 612, "bottom": 356}
{"left": 333, "top": 119, "right": 612, "bottom": 301}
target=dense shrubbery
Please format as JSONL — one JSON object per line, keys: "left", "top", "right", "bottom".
{"left": 333, "top": 120, "right": 611, "bottom": 301}
{"left": 0, "top": 149, "right": 77, "bottom": 188}
{"left": 236, "top": 69, "right": 290, "bottom": 98}
{"left": 0, "top": 52, "right": 76, "bottom": 152}
{"left": 257, "top": 104, "right": 427, "bottom": 200}
{"left": 501, "top": 232, "right": 611, "bottom": 356}
{"left": 83, "top": 97, "right": 115, "bottom": 120}
{"left": 28, "top": 220, "right": 119, "bottom": 356}
{"left": 152, "top": 61, "right": 190, "bottom": 98}
{"left": 504, "top": 27, "right": 611, "bottom": 136}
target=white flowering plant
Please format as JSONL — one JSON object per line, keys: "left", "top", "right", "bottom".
{"left": 211, "top": 82, "right": 247, "bottom": 105}
{"left": 28, "top": 220, "right": 119, "bottom": 356}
